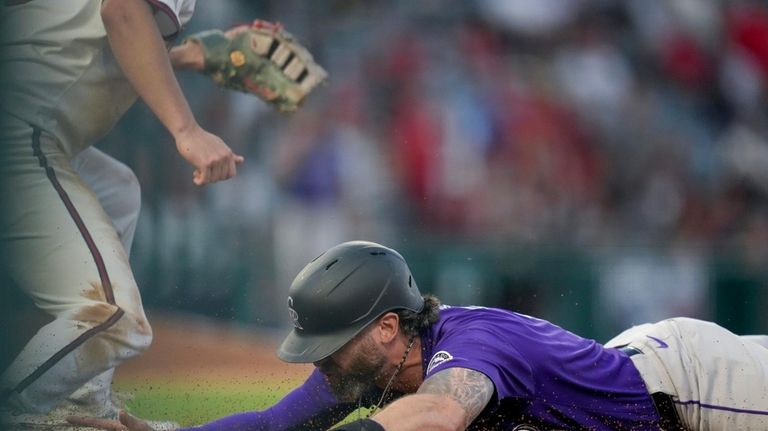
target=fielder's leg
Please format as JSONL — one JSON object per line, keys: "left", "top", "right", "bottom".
{"left": 72, "top": 147, "right": 141, "bottom": 253}
{"left": 0, "top": 124, "right": 151, "bottom": 420}
{"left": 55, "top": 147, "right": 143, "bottom": 419}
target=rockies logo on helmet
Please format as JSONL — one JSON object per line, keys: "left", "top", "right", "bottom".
{"left": 287, "top": 296, "right": 303, "bottom": 330}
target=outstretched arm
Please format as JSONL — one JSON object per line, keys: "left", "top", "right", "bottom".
{"left": 182, "top": 369, "right": 356, "bottom": 431}
{"left": 101, "top": 0, "right": 243, "bottom": 186}
{"left": 365, "top": 367, "right": 494, "bottom": 431}
{"left": 69, "top": 369, "right": 357, "bottom": 431}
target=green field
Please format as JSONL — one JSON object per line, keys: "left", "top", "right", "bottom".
{"left": 114, "top": 378, "right": 368, "bottom": 428}
{"left": 114, "top": 379, "right": 297, "bottom": 426}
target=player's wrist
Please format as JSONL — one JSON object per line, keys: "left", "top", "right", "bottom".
{"left": 171, "top": 117, "right": 201, "bottom": 142}
{"left": 333, "top": 418, "right": 385, "bottom": 431}
{"left": 169, "top": 41, "right": 204, "bottom": 71}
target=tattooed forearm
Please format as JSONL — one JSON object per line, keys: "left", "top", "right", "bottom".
{"left": 418, "top": 368, "right": 494, "bottom": 424}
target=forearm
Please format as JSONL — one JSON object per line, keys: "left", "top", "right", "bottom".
{"left": 371, "top": 394, "right": 467, "bottom": 431}
{"left": 180, "top": 410, "right": 275, "bottom": 431}
{"left": 101, "top": 0, "right": 196, "bottom": 137}
{"left": 181, "top": 370, "right": 355, "bottom": 431}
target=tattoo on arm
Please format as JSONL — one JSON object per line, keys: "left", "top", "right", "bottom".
{"left": 418, "top": 367, "right": 494, "bottom": 423}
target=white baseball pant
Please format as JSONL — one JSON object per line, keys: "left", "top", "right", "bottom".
{"left": 606, "top": 317, "right": 768, "bottom": 430}
{"left": 0, "top": 117, "right": 150, "bottom": 415}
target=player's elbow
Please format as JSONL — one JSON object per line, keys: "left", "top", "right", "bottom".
{"left": 429, "top": 395, "right": 472, "bottom": 431}
{"left": 100, "top": 0, "right": 150, "bottom": 32}
{"left": 100, "top": 0, "right": 126, "bottom": 29}
{"left": 383, "top": 394, "right": 468, "bottom": 431}
{"left": 423, "top": 416, "right": 466, "bottom": 431}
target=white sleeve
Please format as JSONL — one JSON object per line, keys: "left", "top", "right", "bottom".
{"left": 144, "top": 0, "right": 196, "bottom": 39}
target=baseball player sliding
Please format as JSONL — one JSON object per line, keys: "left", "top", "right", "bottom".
{"left": 0, "top": 0, "right": 325, "bottom": 428}
{"left": 69, "top": 241, "right": 768, "bottom": 430}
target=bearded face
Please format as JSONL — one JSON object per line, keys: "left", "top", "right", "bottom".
{"left": 316, "top": 332, "right": 388, "bottom": 402}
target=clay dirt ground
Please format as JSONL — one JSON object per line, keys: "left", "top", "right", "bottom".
{"left": 112, "top": 312, "right": 315, "bottom": 424}
{"left": 115, "top": 312, "right": 313, "bottom": 382}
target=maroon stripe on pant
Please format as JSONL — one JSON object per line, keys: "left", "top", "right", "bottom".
{"left": 30, "top": 127, "right": 116, "bottom": 304}
{"left": 7, "top": 127, "right": 126, "bottom": 396}
{"left": 10, "top": 308, "right": 125, "bottom": 396}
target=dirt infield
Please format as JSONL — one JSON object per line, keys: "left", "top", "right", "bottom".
{"left": 115, "top": 312, "right": 313, "bottom": 385}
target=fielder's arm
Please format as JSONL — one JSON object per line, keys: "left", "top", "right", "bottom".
{"left": 368, "top": 367, "right": 494, "bottom": 431}
{"left": 101, "top": 0, "right": 243, "bottom": 185}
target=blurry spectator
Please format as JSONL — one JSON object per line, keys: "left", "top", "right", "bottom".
{"left": 101, "top": 0, "right": 768, "bottom": 334}
{"left": 272, "top": 80, "right": 396, "bottom": 324}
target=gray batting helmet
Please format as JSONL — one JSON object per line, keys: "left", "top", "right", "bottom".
{"left": 277, "top": 241, "right": 424, "bottom": 363}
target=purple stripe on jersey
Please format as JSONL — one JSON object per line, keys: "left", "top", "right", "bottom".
{"left": 144, "top": 0, "right": 181, "bottom": 40}
{"left": 676, "top": 399, "right": 768, "bottom": 416}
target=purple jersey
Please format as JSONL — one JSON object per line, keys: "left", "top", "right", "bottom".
{"left": 422, "top": 305, "right": 660, "bottom": 430}
{"left": 183, "top": 305, "right": 661, "bottom": 430}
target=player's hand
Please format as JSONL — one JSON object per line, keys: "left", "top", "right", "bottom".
{"left": 66, "top": 413, "right": 129, "bottom": 430}
{"left": 119, "top": 410, "right": 159, "bottom": 431}
{"left": 67, "top": 410, "right": 165, "bottom": 431}
{"left": 183, "top": 20, "right": 327, "bottom": 112}
{"left": 174, "top": 123, "right": 245, "bottom": 186}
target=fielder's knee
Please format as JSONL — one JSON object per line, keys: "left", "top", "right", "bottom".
{"left": 112, "top": 161, "right": 141, "bottom": 224}
{"left": 110, "top": 163, "right": 141, "bottom": 251}
{"left": 73, "top": 302, "right": 152, "bottom": 360}
{"left": 118, "top": 309, "right": 153, "bottom": 357}
{"left": 122, "top": 166, "right": 140, "bottom": 210}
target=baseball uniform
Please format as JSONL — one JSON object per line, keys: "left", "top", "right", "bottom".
{"left": 0, "top": 0, "right": 195, "bottom": 418}
{"left": 606, "top": 317, "right": 768, "bottom": 430}
{"left": 418, "top": 306, "right": 660, "bottom": 430}
{"left": 179, "top": 306, "right": 768, "bottom": 430}
{"left": 180, "top": 306, "right": 659, "bottom": 430}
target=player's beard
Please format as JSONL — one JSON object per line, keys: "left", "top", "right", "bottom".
{"left": 321, "top": 336, "right": 388, "bottom": 402}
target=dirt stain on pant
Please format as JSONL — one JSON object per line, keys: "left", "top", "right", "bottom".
{"left": 81, "top": 281, "right": 108, "bottom": 303}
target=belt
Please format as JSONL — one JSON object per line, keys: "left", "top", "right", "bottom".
{"left": 617, "top": 346, "right": 687, "bottom": 431}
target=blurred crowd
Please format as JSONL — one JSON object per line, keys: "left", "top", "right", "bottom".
{"left": 102, "top": 0, "right": 768, "bottom": 333}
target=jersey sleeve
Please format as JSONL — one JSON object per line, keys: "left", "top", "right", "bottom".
{"left": 143, "top": 0, "right": 196, "bottom": 39}
{"left": 424, "top": 322, "right": 535, "bottom": 405}
{"left": 180, "top": 369, "right": 358, "bottom": 431}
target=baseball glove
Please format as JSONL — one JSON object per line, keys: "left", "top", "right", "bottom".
{"left": 184, "top": 20, "right": 327, "bottom": 112}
